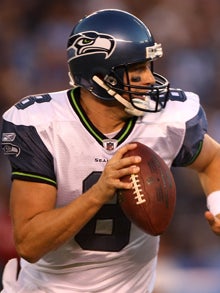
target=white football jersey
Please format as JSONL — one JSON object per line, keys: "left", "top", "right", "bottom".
{"left": 1, "top": 87, "right": 207, "bottom": 292}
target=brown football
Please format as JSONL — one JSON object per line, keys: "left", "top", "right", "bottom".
{"left": 118, "top": 142, "right": 176, "bottom": 236}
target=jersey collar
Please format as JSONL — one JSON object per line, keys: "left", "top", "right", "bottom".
{"left": 68, "top": 88, "right": 137, "bottom": 149}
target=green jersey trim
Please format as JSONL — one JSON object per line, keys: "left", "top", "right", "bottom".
{"left": 68, "top": 88, "right": 137, "bottom": 147}
{"left": 12, "top": 171, "right": 57, "bottom": 186}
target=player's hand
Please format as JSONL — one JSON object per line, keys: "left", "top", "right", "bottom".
{"left": 93, "top": 143, "right": 141, "bottom": 203}
{"left": 204, "top": 210, "right": 220, "bottom": 235}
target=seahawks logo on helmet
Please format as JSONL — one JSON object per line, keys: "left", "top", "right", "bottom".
{"left": 67, "top": 31, "right": 116, "bottom": 61}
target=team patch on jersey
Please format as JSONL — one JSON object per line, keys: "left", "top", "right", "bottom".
{"left": 1, "top": 132, "right": 20, "bottom": 156}
{"left": 2, "top": 132, "right": 16, "bottom": 142}
{"left": 67, "top": 31, "right": 116, "bottom": 61}
{"left": 2, "top": 143, "right": 20, "bottom": 156}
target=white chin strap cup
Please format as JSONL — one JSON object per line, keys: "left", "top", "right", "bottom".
{"left": 92, "top": 75, "right": 145, "bottom": 116}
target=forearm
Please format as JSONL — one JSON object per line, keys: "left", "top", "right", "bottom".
{"left": 198, "top": 170, "right": 220, "bottom": 197}
{"left": 198, "top": 150, "right": 220, "bottom": 196}
{"left": 15, "top": 184, "right": 103, "bottom": 263}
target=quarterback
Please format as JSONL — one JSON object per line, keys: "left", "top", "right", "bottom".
{"left": 1, "top": 9, "right": 220, "bottom": 293}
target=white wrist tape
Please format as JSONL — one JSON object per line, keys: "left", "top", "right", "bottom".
{"left": 207, "top": 191, "right": 220, "bottom": 216}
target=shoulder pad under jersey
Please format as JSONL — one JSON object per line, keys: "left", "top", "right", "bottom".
{"left": 168, "top": 88, "right": 187, "bottom": 102}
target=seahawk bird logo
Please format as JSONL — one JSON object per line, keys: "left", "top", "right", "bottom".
{"left": 67, "top": 31, "right": 116, "bottom": 61}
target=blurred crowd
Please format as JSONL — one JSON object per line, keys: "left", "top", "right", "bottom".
{"left": 1, "top": 0, "right": 220, "bottom": 292}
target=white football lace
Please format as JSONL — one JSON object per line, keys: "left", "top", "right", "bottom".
{"left": 130, "top": 174, "right": 146, "bottom": 205}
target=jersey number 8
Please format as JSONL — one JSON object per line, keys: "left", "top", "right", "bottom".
{"left": 75, "top": 171, "right": 131, "bottom": 252}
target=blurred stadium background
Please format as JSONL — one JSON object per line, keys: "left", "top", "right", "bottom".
{"left": 1, "top": 1, "right": 220, "bottom": 292}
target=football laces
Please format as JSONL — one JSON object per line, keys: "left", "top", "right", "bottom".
{"left": 130, "top": 174, "right": 146, "bottom": 205}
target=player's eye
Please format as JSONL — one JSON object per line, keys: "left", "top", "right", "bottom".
{"left": 131, "top": 76, "right": 141, "bottom": 82}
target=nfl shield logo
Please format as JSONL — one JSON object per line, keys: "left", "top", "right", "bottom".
{"left": 102, "top": 139, "right": 118, "bottom": 151}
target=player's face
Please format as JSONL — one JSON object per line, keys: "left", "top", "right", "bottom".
{"left": 128, "top": 61, "right": 155, "bottom": 85}
{"left": 123, "top": 61, "right": 155, "bottom": 100}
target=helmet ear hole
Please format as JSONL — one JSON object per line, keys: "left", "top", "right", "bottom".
{"left": 104, "top": 75, "right": 117, "bottom": 86}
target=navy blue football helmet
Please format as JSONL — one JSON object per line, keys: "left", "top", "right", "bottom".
{"left": 67, "top": 9, "right": 170, "bottom": 116}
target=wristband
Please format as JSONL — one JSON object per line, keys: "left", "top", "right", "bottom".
{"left": 207, "top": 191, "right": 220, "bottom": 216}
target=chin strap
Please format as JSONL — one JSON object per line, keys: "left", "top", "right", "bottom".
{"left": 68, "top": 72, "right": 76, "bottom": 87}
{"left": 92, "top": 75, "right": 145, "bottom": 116}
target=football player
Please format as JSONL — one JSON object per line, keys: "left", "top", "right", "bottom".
{"left": 1, "top": 9, "right": 220, "bottom": 293}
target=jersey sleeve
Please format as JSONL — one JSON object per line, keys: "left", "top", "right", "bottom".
{"left": 1, "top": 119, "right": 56, "bottom": 186}
{"left": 172, "top": 105, "right": 208, "bottom": 167}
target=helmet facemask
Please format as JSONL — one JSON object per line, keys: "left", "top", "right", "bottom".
{"left": 102, "top": 62, "right": 170, "bottom": 115}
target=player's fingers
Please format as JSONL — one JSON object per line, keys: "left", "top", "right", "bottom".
{"left": 102, "top": 161, "right": 140, "bottom": 193}
{"left": 204, "top": 210, "right": 215, "bottom": 226}
{"left": 115, "top": 180, "right": 133, "bottom": 190}
{"left": 98, "top": 144, "right": 142, "bottom": 196}
{"left": 113, "top": 143, "right": 138, "bottom": 160}
{"left": 106, "top": 157, "right": 141, "bottom": 183}
{"left": 104, "top": 160, "right": 140, "bottom": 183}
{"left": 109, "top": 144, "right": 142, "bottom": 171}
{"left": 116, "top": 165, "right": 140, "bottom": 181}
{"left": 204, "top": 211, "right": 220, "bottom": 236}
